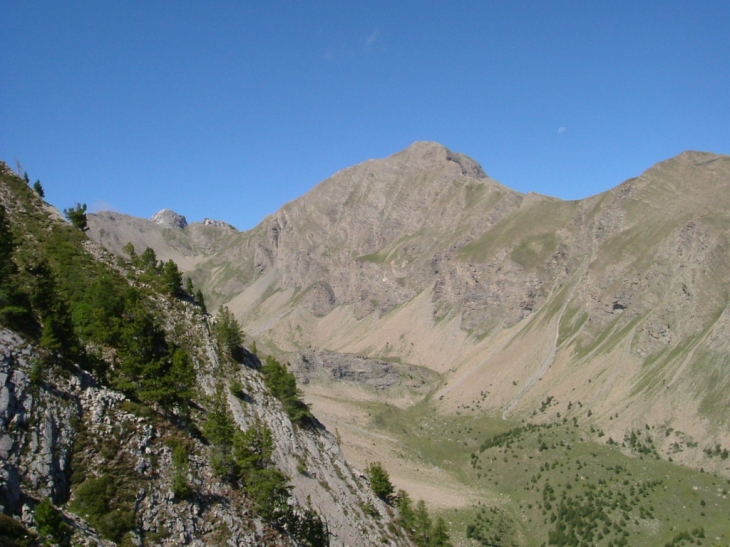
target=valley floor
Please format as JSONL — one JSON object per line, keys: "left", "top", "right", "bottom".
{"left": 304, "top": 381, "right": 730, "bottom": 547}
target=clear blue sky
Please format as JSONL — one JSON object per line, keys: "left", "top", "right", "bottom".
{"left": 2, "top": 1, "right": 729, "bottom": 230}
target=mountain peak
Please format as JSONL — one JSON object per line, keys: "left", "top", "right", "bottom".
{"left": 394, "top": 141, "right": 488, "bottom": 178}
{"left": 151, "top": 208, "right": 188, "bottom": 229}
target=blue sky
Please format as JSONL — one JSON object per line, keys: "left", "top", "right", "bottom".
{"left": 2, "top": 1, "right": 729, "bottom": 230}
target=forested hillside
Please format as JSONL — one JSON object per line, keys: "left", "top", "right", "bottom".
{"left": 0, "top": 161, "right": 430, "bottom": 547}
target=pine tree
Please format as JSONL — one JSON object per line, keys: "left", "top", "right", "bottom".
{"left": 366, "top": 462, "right": 394, "bottom": 502}
{"left": 397, "top": 489, "right": 416, "bottom": 534}
{"left": 413, "top": 500, "right": 432, "bottom": 546}
{"left": 63, "top": 203, "right": 88, "bottom": 231}
{"left": 34, "top": 497, "right": 71, "bottom": 547}
{"left": 162, "top": 259, "right": 183, "bottom": 297}
{"left": 123, "top": 242, "right": 137, "bottom": 261}
{"left": 139, "top": 247, "right": 158, "bottom": 272}
{"left": 262, "top": 356, "right": 312, "bottom": 424}
{"left": 195, "top": 289, "right": 207, "bottom": 312}
{"left": 215, "top": 306, "right": 244, "bottom": 361}
{"left": 204, "top": 391, "right": 236, "bottom": 446}
{"left": 429, "top": 517, "right": 452, "bottom": 547}
{"left": 0, "top": 204, "right": 17, "bottom": 285}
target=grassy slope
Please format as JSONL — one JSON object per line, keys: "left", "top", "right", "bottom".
{"left": 361, "top": 399, "right": 730, "bottom": 547}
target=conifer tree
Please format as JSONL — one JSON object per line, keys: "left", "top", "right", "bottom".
{"left": 366, "top": 462, "right": 394, "bottom": 502}
{"left": 0, "top": 204, "right": 17, "bottom": 285}
{"left": 123, "top": 242, "right": 137, "bottom": 261}
{"left": 195, "top": 289, "right": 206, "bottom": 312}
{"left": 397, "top": 489, "right": 416, "bottom": 532}
{"left": 413, "top": 500, "right": 432, "bottom": 546}
{"left": 63, "top": 203, "right": 88, "bottom": 231}
{"left": 429, "top": 517, "right": 452, "bottom": 547}
{"left": 262, "top": 356, "right": 312, "bottom": 424}
{"left": 139, "top": 247, "right": 158, "bottom": 271}
{"left": 162, "top": 259, "right": 183, "bottom": 297}
{"left": 215, "top": 306, "right": 244, "bottom": 361}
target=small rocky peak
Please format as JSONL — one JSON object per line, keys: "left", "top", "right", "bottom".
{"left": 202, "top": 218, "right": 237, "bottom": 230}
{"left": 151, "top": 209, "right": 188, "bottom": 229}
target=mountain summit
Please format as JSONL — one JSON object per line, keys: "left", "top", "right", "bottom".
{"left": 151, "top": 208, "right": 188, "bottom": 229}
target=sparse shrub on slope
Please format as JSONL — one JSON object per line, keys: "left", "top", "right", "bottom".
{"left": 70, "top": 472, "right": 136, "bottom": 543}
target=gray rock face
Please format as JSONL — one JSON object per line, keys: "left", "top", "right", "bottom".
{"left": 0, "top": 315, "right": 408, "bottom": 546}
{"left": 151, "top": 209, "right": 188, "bottom": 229}
{"left": 0, "top": 329, "right": 78, "bottom": 510}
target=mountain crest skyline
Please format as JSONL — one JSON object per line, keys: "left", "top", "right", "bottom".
{"left": 123, "top": 144, "right": 729, "bottom": 232}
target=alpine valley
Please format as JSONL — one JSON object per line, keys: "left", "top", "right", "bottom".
{"left": 2, "top": 141, "right": 730, "bottom": 546}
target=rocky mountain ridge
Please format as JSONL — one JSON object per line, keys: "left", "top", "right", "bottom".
{"left": 0, "top": 163, "right": 412, "bottom": 546}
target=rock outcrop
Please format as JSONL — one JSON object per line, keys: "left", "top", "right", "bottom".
{"left": 202, "top": 218, "right": 237, "bottom": 230}
{"left": 152, "top": 209, "right": 188, "bottom": 229}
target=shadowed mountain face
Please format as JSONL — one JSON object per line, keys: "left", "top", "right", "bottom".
{"left": 89, "top": 143, "right": 730, "bottom": 470}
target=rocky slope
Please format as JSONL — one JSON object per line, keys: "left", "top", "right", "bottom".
{"left": 87, "top": 143, "right": 730, "bottom": 476}
{"left": 0, "top": 327, "right": 405, "bottom": 546}
{"left": 0, "top": 162, "right": 411, "bottom": 546}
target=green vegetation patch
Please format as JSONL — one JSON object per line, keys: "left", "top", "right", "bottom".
{"left": 557, "top": 305, "right": 588, "bottom": 348}
{"left": 510, "top": 233, "right": 558, "bottom": 271}
{"left": 457, "top": 199, "right": 576, "bottom": 263}
{"left": 71, "top": 472, "right": 137, "bottom": 543}
{"left": 0, "top": 513, "right": 36, "bottom": 547}
{"left": 360, "top": 393, "right": 730, "bottom": 546}
{"left": 356, "top": 250, "right": 388, "bottom": 263}
{"left": 694, "top": 351, "right": 730, "bottom": 426}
